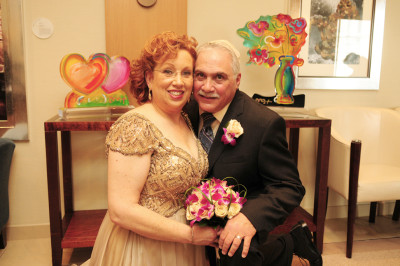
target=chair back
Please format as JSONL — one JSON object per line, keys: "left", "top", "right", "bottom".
{"left": 0, "top": 138, "right": 15, "bottom": 228}
{"left": 316, "top": 106, "right": 400, "bottom": 165}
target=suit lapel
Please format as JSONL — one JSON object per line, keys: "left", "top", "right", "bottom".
{"left": 208, "top": 90, "right": 244, "bottom": 172}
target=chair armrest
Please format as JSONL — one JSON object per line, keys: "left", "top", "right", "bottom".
{"left": 328, "top": 135, "right": 352, "bottom": 200}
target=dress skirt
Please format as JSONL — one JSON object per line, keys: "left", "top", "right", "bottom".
{"left": 83, "top": 209, "right": 208, "bottom": 266}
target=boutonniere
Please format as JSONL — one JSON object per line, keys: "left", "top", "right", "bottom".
{"left": 221, "top": 119, "right": 244, "bottom": 146}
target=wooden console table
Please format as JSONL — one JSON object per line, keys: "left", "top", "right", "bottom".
{"left": 44, "top": 113, "right": 330, "bottom": 265}
{"left": 44, "top": 115, "right": 115, "bottom": 266}
{"left": 270, "top": 112, "right": 331, "bottom": 254}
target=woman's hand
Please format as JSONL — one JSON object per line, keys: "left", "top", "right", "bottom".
{"left": 191, "top": 224, "right": 219, "bottom": 247}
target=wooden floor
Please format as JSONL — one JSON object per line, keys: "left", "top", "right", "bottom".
{"left": 0, "top": 216, "right": 399, "bottom": 265}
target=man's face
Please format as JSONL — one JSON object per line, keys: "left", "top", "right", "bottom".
{"left": 193, "top": 48, "right": 241, "bottom": 113}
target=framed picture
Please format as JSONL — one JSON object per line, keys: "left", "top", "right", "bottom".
{"left": 0, "top": 0, "right": 28, "bottom": 140}
{"left": 287, "top": 0, "right": 386, "bottom": 90}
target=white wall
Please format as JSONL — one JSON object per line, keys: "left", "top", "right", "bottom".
{"left": 6, "top": 0, "right": 400, "bottom": 233}
{"left": 7, "top": 0, "right": 107, "bottom": 231}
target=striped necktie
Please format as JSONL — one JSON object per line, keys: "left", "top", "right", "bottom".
{"left": 199, "top": 112, "right": 216, "bottom": 153}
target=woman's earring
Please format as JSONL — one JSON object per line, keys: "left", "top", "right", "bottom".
{"left": 149, "top": 90, "right": 152, "bottom": 101}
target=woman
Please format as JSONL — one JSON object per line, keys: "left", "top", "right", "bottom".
{"left": 86, "top": 32, "right": 217, "bottom": 265}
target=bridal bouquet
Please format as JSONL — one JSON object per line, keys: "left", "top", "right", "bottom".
{"left": 185, "top": 177, "right": 247, "bottom": 228}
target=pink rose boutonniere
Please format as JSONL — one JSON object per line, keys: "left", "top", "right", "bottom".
{"left": 221, "top": 119, "right": 244, "bottom": 146}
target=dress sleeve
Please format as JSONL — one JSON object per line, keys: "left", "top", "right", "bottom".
{"left": 105, "top": 113, "right": 159, "bottom": 156}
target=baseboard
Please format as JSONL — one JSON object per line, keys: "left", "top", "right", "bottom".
{"left": 6, "top": 224, "right": 50, "bottom": 241}
{"left": 303, "top": 201, "right": 397, "bottom": 220}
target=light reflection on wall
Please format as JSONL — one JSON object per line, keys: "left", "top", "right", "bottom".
{"left": 334, "top": 19, "right": 371, "bottom": 77}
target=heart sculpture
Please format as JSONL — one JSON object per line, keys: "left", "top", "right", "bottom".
{"left": 101, "top": 55, "right": 130, "bottom": 94}
{"left": 64, "top": 89, "right": 129, "bottom": 108}
{"left": 60, "top": 53, "right": 108, "bottom": 95}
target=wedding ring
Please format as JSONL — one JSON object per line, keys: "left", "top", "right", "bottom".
{"left": 235, "top": 235, "right": 242, "bottom": 240}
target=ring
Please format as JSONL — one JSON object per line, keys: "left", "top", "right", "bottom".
{"left": 235, "top": 235, "right": 242, "bottom": 240}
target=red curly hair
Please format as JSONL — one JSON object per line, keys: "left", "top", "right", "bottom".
{"left": 130, "top": 31, "right": 198, "bottom": 104}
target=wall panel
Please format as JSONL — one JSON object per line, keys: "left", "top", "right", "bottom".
{"left": 105, "top": 0, "right": 187, "bottom": 106}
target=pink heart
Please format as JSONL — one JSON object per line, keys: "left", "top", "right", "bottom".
{"left": 101, "top": 56, "right": 130, "bottom": 94}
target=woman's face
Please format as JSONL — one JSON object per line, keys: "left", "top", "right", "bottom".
{"left": 146, "top": 50, "right": 194, "bottom": 115}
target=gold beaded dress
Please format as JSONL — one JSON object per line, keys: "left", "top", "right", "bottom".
{"left": 86, "top": 111, "right": 209, "bottom": 266}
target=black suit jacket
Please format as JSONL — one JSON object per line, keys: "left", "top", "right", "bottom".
{"left": 185, "top": 90, "right": 305, "bottom": 242}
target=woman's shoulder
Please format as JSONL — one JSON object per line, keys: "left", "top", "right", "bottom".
{"left": 116, "top": 107, "right": 149, "bottom": 123}
{"left": 106, "top": 109, "right": 160, "bottom": 156}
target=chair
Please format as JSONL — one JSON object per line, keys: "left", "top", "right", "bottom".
{"left": 315, "top": 107, "right": 400, "bottom": 258}
{"left": 0, "top": 138, "right": 15, "bottom": 249}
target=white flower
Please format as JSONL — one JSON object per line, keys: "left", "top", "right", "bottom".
{"left": 226, "top": 120, "right": 243, "bottom": 138}
{"left": 215, "top": 203, "right": 229, "bottom": 218}
{"left": 227, "top": 203, "right": 242, "bottom": 219}
{"left": 225, "top": 187, "right": 235, "bottom": 195}
{"left": 186, "top": 205, "right": 197, "bottom": 220}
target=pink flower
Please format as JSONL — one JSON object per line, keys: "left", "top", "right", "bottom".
{"left": 221, "top": 120, "right": 243, "bottom": 146}
{"left": 185, "top": 177, "right": 247, "bottom": 227}
{"left": 185, "top": 193, "right": 199, "bottom": 206}
{"left": 266, "top": 57, "right": 275, "bottom": 67}
{"left": 288, "top": 18, "right": 307, "bottom": 34}
{"left": 270, "top": 34, "right": 285, "bottom": 47}
{"left": 221, "top": 128, "right": 237, "bottom": 146}
{"left": 211, "top": 191, "right": 223, "bottom": 202}
{"left": 248, "top": 20, "right": 269, "bottom": 36}
{"left": 198, "top": 202, "right": 215, "bottom": 219}
{"left": 277, "top": 13, "right": 293, "bottom": 25}
{"left": 249, "top": 48, "right": 269, "bottom": 65}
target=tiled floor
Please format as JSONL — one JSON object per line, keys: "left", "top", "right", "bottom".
{"left": 0, "top": 216, "right": 399, "bottom": 266}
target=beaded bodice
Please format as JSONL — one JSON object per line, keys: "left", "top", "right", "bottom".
{"left": 105, "top": 111, "right": 208, "bottom": 217}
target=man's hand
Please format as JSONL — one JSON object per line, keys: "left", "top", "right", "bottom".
{"left": 218, "top": 213, "right": 256, "bottom": 258}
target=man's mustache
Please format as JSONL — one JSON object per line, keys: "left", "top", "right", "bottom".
{"left": 197, "top": 90, "right": 220, "bottom": 98}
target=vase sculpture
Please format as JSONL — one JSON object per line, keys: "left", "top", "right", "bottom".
{"left": 237, "top": 14, "right": 307, "bottom": 105}
{"left": 274, "top": 55, "right": 295, "bottom": 104}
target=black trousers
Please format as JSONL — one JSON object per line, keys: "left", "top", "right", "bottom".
{"left": 206, "top": 233, "right": 294, "bottom": 266}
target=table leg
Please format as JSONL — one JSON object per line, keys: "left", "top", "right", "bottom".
{"left": 45, "top": 131, "right": 62, "bottom": 266}
{"left": 289, "top": 128, "right": 300, "bottom": 165}
{"left": 313, "top": 125, "right": 331, "bottom": 253}
{"left": 61, "top": 131, "right": 73, "bottom": 228}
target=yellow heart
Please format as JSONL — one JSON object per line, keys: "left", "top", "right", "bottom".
{"left": 60, "top": 53, "right": 108, "bottom": 95}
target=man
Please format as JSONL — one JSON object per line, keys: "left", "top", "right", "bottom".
{"left": 185, "top": 40, "right": 322, "bottom": 266}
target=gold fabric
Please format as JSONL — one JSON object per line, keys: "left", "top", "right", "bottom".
{"left": 85, "top": 111, "right": 209, "bottom": 266}
{"left": 105, "top": 111, "right": 208, "bottom": 217}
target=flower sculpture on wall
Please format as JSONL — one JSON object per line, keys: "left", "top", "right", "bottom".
{"left": 237, "top": 14, "right": 307, "bottom": 104}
